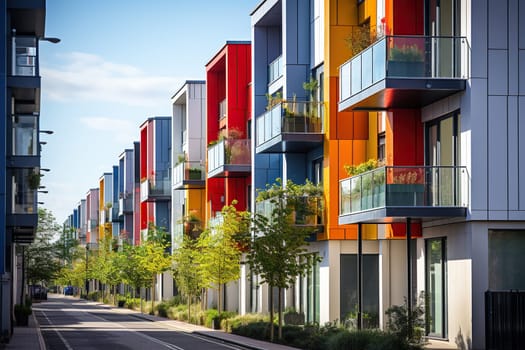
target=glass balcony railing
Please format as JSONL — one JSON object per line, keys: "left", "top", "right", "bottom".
{"left": 140, "top": 175, "right": 171, "bottom": 200}
{"left": 12, "top": 168, "right": 38, "bottom": 214}
{"left": 219, "top": 99, "right": 227, "bottom": 120}
{"left": 339, "top": 35, "right": 470, "bottom": 102}
{"left": 339, "top": 166, "right": 469, "bottom": 215}
{"left": 268, "top": 55, "right": 283, "bottom": 84}
{"left": 173, "top": 161, "right": 205, "bottom": 185}
{"left": 256, "top": 101, "right": 323, "bottom": 146}
{"left": 12, "top": 115, "right": 38, "bottom": 156}
{"left": 13, "top": 36, "right": 38, "bottom": 77}
{"left": 208, "top": 139, "right": 251, "bottom": 173}
{"left": 256, "top": 196, "right": 324, "bottom": 226}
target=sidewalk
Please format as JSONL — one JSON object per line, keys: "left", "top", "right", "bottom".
{"left": 4, "top": 313, "right": 45, "bottom": 350}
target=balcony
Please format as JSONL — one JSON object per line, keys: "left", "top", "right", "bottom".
{"left": 9, "top": 36, "right": 40, "bottom": 114}
{"left": 268, "top": 55, "right": 283, "bottom": 85}
{"left": 208, "top": 139, "right": 251, "bottom": 178}
{"left": 118, "top": 194, "right": 133, "bottom": 215}
{"left": 8, "top": 168, "right": 39, "bottom": 243}
{"left": 140, "top": 175, "right": 171, "bottom": 202}
{"left": 339, "top": 166, "right": 469, "bottom": 224}
{"left": 110, "top": 203, "right": 120, "bottom": 222}
{"left": 338, "top": 36, "right": 469, "bottom": 111}
{"left": 256, "top": 101, "right": 324, "bottom": 153}
{"left": 173, "top": 161, "right": 205, "bottom": 189}
{"left": 219, "top": 99, "right": 227, "bottom": 120}
{"left": 256, "top": 195, "right": 324, "bottom": 241}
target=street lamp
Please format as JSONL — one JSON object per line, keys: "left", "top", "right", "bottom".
{"left": 39, "top": 130, "right": 54, "bottom": 135}
{"left": 85, "top": 244, "right": 90, "bottom": 295}
{"left": 40, "top": 37, "right": 60, "bottom": 44}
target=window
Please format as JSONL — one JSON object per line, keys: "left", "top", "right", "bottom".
{"left": 12, "top": 115, "right": 37, "bottom": 156}
{"left": 489, "top": 230, "right": 525, "bottom": 290}
{"left": 425, "top": 237, "right": 447, "bottom": 338}
{"left": 378, "top": 132, "right": 385, "bottom": 162}
{"left": 340, "top": 254, "right": 379, "bottom": 328}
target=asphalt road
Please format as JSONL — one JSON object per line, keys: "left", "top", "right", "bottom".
{"left": 33, "top": 295, "right": 248, "bottom": 350}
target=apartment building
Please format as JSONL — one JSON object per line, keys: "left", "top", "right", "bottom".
{"left": 171, "top": 80, "right": 206, "bottom": 247}
{"left": 139, "top": 116, "right": 172, "bottom": 300}
{"left": 118, "top": 149, "right": 136, "bottom": 245}
{"left": 205, "top": 42, "right": 252, "bottom": 312}
{"left": 0, "top": 0, "right": 57, "bottom": 339}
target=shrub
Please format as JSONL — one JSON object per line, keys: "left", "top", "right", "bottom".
{"left": 155, "top": 302, "right": 169, "bottom": 318}
{"left": 326, "top": 330, "right": 409, "bottom": 350}
{"left": 283, "top": 309, "right": 305, "bottom": 325}
{"left": 232, "top": 321, "right": 274, "bottom": 341}
{"left": 221, "top": 313, "right": 268, "bottom": 333}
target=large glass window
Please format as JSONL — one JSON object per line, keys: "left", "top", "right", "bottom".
{"left": 12, "top": 115, "right": 38, "bottom": 156}
{"left": 300, "top": 255, "right": 320, "bottom": 323}
{"left": 425, "top": 237, "right": 447, "bottom": 338}
{"left": 340, "top": 254, "right": 379, "bottom": 328}
{"left": 12, "top": 168, "right": 38, "bottom": 214}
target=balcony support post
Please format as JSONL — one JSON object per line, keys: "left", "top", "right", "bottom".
{"left": 406, "top": 217, "right": 412, "bottom": 340}
{"left": 357, "top": 222, "right": 362, "bottom": 330}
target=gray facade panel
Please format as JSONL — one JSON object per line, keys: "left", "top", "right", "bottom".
{"left": 488, "top": 96, "right": 508, "bottom": 212}
{"left": 507, "top": 96, "right": 519, "bottom": 211}
{"left": 508, "top": 0, "right": 519, "bottom": 95}
{"left": 470, "top": 78, "right": 489, "bottom": 212}
{"left": 488, "top": 0, "right": 507, "bottom": 49}
{"left": 471, "top": 0, "right": 488, "bottom": 78}
{"left": 488, "top": 50, "right": 508, "bottom": 96}
{"left": 519, "top": 97, "right": 525, "bottom": 210}
{"left": 520, "top": 0, "right": 525, "bottom": 48}
{"left": 520, "top": 50, "right": 525, "bottom": 95}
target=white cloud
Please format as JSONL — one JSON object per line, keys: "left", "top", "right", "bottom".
{"left": 41, "top": 52, "right": 182, "bottom": 108}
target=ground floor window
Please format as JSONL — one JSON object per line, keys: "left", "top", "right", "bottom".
{"left": 340, "top": 254, "right": 379, "bottom": 328}
{"left": 489, "top": 230, "right": 525, "bottom": 290}
{"left": 425, "top": 237, "right": 447, "bottom": 338}
{"left": 300, "top": 255, "right": 320, "bottom": 324}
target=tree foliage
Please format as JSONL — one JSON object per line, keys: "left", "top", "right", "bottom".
{"left": 25, "top": 208, "right": 62, "bottom": 285}
{"left": 248, "top": 179, "right": 321, "bottom": 341}
{"left": 196, "top": 201, "right": 250, "bottom": 313}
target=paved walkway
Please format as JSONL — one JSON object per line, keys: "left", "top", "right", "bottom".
{"left": 3, "top": 298, "right": 459, "bottom": 350}
{"left": 4, "top": 299, "right": 298, "bottom": 350}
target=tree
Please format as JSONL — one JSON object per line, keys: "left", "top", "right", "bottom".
{"left": 25, "top": 208, "right": 62, "bottom": 288}
{"left": 196, "top": 201, "right": 250, "bottom": 313}
{"left": 171, "top": 236, "right": 203, "bottom": 322}
{"left": 248, "top": 179, "right": 321, "bottom": 341}
{"left": 135, "top": 224, "right": 171, "bottom": 312}
{"left": 55, "top": 226, "right": 81, "bottom": 267}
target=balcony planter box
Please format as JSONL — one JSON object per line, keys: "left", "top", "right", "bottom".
{"left": 188, "top": 169, "right": 201, "bottom": 180}
{"left": 388, "top": 61, "right": 425, "bottom": 77}
{"left": 386, "top": 184, "right": 424, "bottom": 206}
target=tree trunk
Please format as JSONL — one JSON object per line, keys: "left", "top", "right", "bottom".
{"left": 188, "top": 295, "right": 191, "bottom": 324}
{"left": 269, "top": 286, "right": 274, "bottom": 342}
{"left": 278, "top": 287, "right": 283, "bottom": 340}
{"left": 151, "top": 275, "right": 156, "bottom": 313}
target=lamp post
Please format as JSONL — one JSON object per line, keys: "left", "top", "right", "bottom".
{"left": 85, "top": 244, "right": 89, "bottom": 296}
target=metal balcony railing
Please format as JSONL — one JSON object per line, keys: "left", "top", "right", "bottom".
{"left": 339, "top": 35, "right": 470, "bottom": 102}
{"left": 140, "top": 175, "right": 171, "bottom": 201}
{"left": 256, "top": 101, "right": 323, "bottom": 146}
{"left": 339, "top": 166, "right": 469, "bottom": 215}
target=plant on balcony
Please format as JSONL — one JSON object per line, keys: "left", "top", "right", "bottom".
{"left": 389, "top": 44, "right": 424, "bottom": 61}
{"left": 344, "top": 159, "right": 383, "bottom": 176}
{"left": 27, "top": 171, "right": 41, "bottom": 190}
{"left": 188, "top": 167, "right": 202, "bottom": 180}
{"left": 386, "top": 169, "right": 425, "bottom": 206}
{"left": 265, "top": 91, "right": 283, "bottom": 111}
{"left": 344, "top": 23, "right": 380, "bottom": 56}
{"left": 303, "top": 77, "right": 319, "bottom": 119}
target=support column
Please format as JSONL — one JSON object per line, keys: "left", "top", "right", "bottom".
{"left": 357, "top": 223, "right": 362, "bottom": 330}
{"left": 406, "top": 217, "right": 412, "bottom": 339}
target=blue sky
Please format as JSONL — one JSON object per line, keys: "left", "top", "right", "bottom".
{"left": 39, "top": 1, "right": 260, "bottom": 223}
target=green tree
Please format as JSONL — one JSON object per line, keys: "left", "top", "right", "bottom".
{"left": 136, "top": 224, "right": 171, "bottom": 312}
{"left": 25, "top": 208, "right": 62, "bottom": 288}
{"left": 248, "top": 179, "right": 321, "bottom": 341}
{"left": 55, "top": 226, "right": 81, "bottom": 267}
{"left": 196, "top": 201, "right": 250, "bottom": 313}
{"left": 171, "top": 236, "right": 203, "bottom": 322}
